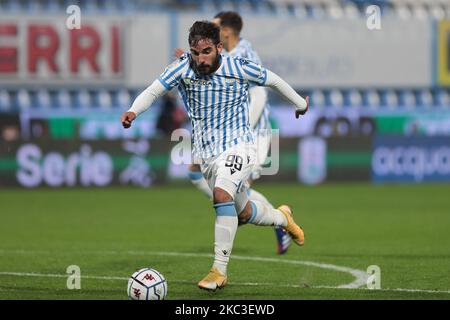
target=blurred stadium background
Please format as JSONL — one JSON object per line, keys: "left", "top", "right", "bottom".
{"left": 1, "top": 0, "right": 450, "bottom": 300}
{"left": 1, "top": 0, "right": 450, "bottom": 187}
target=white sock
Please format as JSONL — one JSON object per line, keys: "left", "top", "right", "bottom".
{"left": 188, "top": 171, "right": 212, "bottom": 199}
{"left": 248, "top": 188, "right": 271, "bottom": 206}
{"left": 212, "top": 202, "right": 238, "bottom": 275}
{"left": 248, "top": 188, "right": 285, "bottom": 231}
{"left": 248, "top": 200, "right": 287, "bottom": 227}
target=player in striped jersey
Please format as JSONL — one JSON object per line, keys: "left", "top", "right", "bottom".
{"left": 121, "top": 21, "right": 308, "bottom": 291}
{"left": 185, "top": 11, "right": 292, "bottom": 255}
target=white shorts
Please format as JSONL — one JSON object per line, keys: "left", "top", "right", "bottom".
{"left": 201, "top": 141, "right": 256, "bottom": 213}
{"left": 251, "top": 129, "right": 271, "bottom": 181}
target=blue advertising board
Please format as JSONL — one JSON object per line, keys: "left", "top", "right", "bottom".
{"left": 372, "top": 136, "right": 450, "bottom": 183}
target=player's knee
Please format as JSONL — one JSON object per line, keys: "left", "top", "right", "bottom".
{"left": 237, "top": 202, "right": 253, "bottom": 224}
{"left": 213, "top": 187, "right": 233, "bottom": 204}
{"left": 238, "top": 212, "right": 251, "bottom": 225}
{"left": 189, "top": 163, "right": 201, "bottom": 172}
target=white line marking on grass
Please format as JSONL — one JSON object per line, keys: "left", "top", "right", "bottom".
{"left": 309, "top": 285, "right": 450, "bottom": 294}
{"left": 0, "top": 272, "right": 128, "bottom": 281}
{"left": 0, "top": 272, "right": 449, "bottom": 295}
{"left": 1, "top": 250, "right": 449, "bottom": 294}
{"left": 0, "top": 249, "right": 367, "bottom": 289}
{"left": 122, "top": 251, "right": 368, "bottom": 289}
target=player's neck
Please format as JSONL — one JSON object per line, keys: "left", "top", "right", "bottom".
{"left": 226, "top": 36, "right": 240, "bottom": 52}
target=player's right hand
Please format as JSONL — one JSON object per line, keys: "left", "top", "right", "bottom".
{"left": 121, "top": 111, "right": 136, "bottom": 128}
{"left": 174, "top": 48, "right": 185, "bottom": 59}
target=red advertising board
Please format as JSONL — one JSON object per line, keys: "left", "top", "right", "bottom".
{"left": 0, "top": 17, "right": 124, "bottom": 84}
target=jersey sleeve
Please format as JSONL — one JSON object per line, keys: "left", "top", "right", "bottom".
{"left": 158, "top": 54, "right": 189, "bottom": 90}
{"left": 239, "top": 58, "right": 267, "bottom": 86}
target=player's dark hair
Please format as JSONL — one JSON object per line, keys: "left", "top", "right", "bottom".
{"left": 214, "top": 11, "right": 243, "bottom": 35}
{"left": 188, "top": 21, "right": 221, "bottom": 47}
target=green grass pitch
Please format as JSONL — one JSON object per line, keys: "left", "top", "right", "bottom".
{"left": 0, "top": 183, "right": 449, "bottom": 300}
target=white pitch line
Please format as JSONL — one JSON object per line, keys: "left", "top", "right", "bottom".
{"left": 121, "top": 251, "right": 368, "bottom": 289}
{"left": 0, "top": 249, "right": 449, "bottom": 295}
{"left": 0, "top": 272, "right": 449, "bottom": 295}
{"left": 0, "top": 249, "right": 367, "bottom": 288}
{"left": 310, "top": 285, "right": 450, "bottom": 294}
{"left": 0, "top": 272, "right": 128, "bottom": 281}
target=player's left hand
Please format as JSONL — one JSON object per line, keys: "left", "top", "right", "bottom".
{"left": 121, "top": 111, "right": 136, "bottom": 128}
{"left": 295, "top": 96, "right": 309, "bottom": 119}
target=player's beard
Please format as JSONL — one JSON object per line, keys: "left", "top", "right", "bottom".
{"left": 196, "top": 51, "right": 221, "bottom": 75}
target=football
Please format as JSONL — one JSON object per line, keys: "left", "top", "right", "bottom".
{"left": 127, "top": 268, "right": 168, "bottom": 300}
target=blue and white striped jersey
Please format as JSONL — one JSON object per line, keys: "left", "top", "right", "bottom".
{"left": 227, "top": 38, "right": 271, "bottom": 131}
{"left": 158, "top": 53, "right": 267, "bottom": 159}
{"left": 228, "top": 38, "right": 261, "bottom": 65}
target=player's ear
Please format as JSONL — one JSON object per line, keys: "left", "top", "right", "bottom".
{"left": 217, "top": 42, "right": 223, "bottom": 54}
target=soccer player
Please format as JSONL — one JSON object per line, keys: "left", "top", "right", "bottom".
{"left": 186, "top": 11, "right": 292, "bottom": 255}
{"left": 121, "top": 21, "right": 308, "bottom": 291}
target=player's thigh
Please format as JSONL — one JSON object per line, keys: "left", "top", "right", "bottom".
{"left": 215, "top": 142, "right": 256, "bottom": 199}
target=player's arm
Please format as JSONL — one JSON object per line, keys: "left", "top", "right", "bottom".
{"left": 121, "top": 80, "right": 167, "bottom": 128}
{"left": 121, "top": 55, "right": 188, "bottom": 128}
{"left": 263, "top": 70, "right": 309, "bottom": 119}
{"left": 243, "top": 50, "right": 270, "bottom": 127}
{"left": 240, "top": 58, "right": 309, "bottom": 118}
{"left": 248, "top": 86, "right": 268, "bottom": 128}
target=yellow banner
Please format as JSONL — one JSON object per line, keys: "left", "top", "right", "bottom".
{"left": 438, "top": 20, "right": 450, "bottom": 85}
